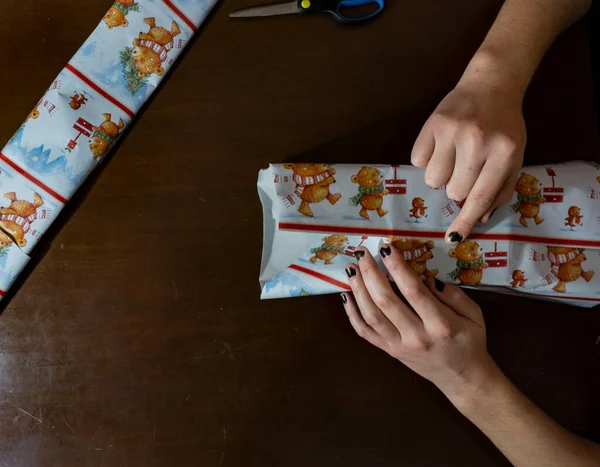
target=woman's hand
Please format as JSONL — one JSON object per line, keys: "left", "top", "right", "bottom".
{"left": 411, "top": 63, "right": 526, "bottom": 245}
{"left": 342, "top": 245, "right": 499, "bottom": 402}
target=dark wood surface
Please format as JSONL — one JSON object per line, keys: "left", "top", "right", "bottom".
{"left": 0, "top": 1, "right": 599, "bottom": 465}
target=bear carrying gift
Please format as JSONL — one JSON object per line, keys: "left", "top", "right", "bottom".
{"left": 89, "top": 113, "right": 125, "bottom": 159}
{"left": 350, "top": 167, "right": 388, "bottom": 220}
{"left": 284, "top": 164, "right": 342, "bottom": 217}
{"left": 310, "top": 234, "right": 348, "bottom": 265}
{"left": 448, "top": 241, "right": 488, "bottom": 285}
{"left": 132, "top": 17, "right": 181, "bottom": 77}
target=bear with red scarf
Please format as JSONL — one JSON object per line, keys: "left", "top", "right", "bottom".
{"left": 283, "top": 163, "right": 342, "bottom": 217}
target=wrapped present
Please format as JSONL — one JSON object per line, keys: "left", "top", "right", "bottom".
{"left": 258, "top": 161, "right": 600, "bottom": 307}
{"left": 0, "top": 0, "right": 218, "bottom": 299}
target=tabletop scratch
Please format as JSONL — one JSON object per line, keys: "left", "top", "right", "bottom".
{"left": 8, "top": 402, "right": 42, "bottom": 424}
{"left": 172, "top": 281, "right": 179, "bottom": 300}
{"left": 219, "top": 425, "right": 227, "bottom": 466}
{"left": 63, "top": 416, "right": 75, "bottom": 434}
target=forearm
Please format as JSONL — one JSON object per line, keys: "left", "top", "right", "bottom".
{"left": 459, "top": 0, "right": 591, "bottom": 99}
{"left": 448, "top": 365, "right": 600, "bottom": 467}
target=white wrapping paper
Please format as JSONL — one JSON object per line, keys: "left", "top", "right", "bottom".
{"left": 0, "top": 0, "right": 218, "bottom": 299}
{"left": 259, "top": 161, "right": 600, "bottom": 307}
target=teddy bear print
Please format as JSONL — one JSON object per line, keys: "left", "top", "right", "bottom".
{"left": 564, "top": 206, "right": 583, "bottom": 229}
{"left": 390, "top": 238, "right": 438, "bottom": 279}
{"left": 309, "top": 234, "right": 348, "bottom": 265}
{"left": 510, "top": 269, "right": 527, "bottom": 288}
{"left": 546, "top": 246, "right": 594, "bottom": 293}
{"left": 512, "top": 172, "right": 545, "bottom": 227}
{"left": 104, "top": 0, "right": 139, "bottom": 29}
{"left": 27, "top": 105, "right": 40, "bottom": 121}
{"left": 132, "top": 17, "right": 181, "bottom": 77}
{"left": 350, "top": 167, "right": 388, "bottom": 220}
{"left": 0, "top": 192, "right": 44, "bottom": 248}
{"left": 409, "top": 197, "right": 427, "bottom": 221}
{"left": 283, "top": 163, "right": 342, "bottom": 217}
{"left": 89, "top": 113, "right": 125, "bottom": 159}
{"left": 448, "top": 241, "right": 488, "bottom": 285}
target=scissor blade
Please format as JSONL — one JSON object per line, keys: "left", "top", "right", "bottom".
{"left": 229, "top": 1, "right": 300, "bottom": 18}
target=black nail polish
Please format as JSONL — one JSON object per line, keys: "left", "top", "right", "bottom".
{"left": 489, "top": 208, "right": 497, "bottom": 219}
{"left": 434, "top": 278, "right": 446, "bottom": 292}
{"left": 380, "top": 246, "right": 392, "bottom": 258}
{"left": 353, "top": 250, "right": 365, "bottom": 261}
{"left": 345, "top": 267, "right": 356, "bottom": 278}
{"left": 341, "top": 293, "right": 348, "bottom": 304}
{"left": 448, "top": 231, "right": 463, "bottom": 244}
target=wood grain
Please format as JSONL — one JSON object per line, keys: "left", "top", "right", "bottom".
{"left": 0, "top": 1, "right": 597, "bottom": 465}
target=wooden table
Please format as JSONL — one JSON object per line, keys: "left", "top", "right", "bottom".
{"left": 0, "top": 1, "right": 599, "bottom": 465}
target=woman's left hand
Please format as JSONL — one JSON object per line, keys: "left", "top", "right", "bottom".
{"left": 342, "top": 245, "right": 499, "bottom": 402}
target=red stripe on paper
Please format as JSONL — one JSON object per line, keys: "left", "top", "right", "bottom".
{"left": 161, "top": 0, "right": 197, "bottom": 32}
{"left": 278, "top": 223, "right": 600, "bottom": 248}
{"left": 288, "top": 264, "right": 352, "bottom": 291}
{"left": 65, "top": 64, "right": 134, "bottom": 118}
{"left": 0, "top": 153, "right": 67, "bottom": 204}
{"left": 519, "top": 291, "right": 600, "bottom": 303}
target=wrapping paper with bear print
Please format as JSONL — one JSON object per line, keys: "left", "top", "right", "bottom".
{"left": 258, "top": 161, "right": 600, "bottom": 307}
{"left": 0, "top": 0, "right": 217, "bottom": 299}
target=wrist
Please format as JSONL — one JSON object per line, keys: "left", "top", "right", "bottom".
{"left": 458, "top": 48, "right": 528, "bottom": 103}
{"left": 437, "top": 357, "right": 509, "bottom": 414}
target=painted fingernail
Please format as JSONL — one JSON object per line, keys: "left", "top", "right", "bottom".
{"left": 434, "top": 278, "right": 445, "bottom": 292}
{"left": 353, "top": 250, "right": 365, "bottom": 261}
{"left": 345, "top": 267, "right": 356, "bottom": 278}
{"left": 380, "top": 246, "right": 392, "bottom": 258}
{"left": 447, "top": 231, "right": 463, "bottom": 244}
{"left": 341, "top": 293, "right": 348, "bottom": 304}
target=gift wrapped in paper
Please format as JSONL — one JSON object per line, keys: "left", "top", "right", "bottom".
{"left": 0, "top": 0, "right": 218, "bottom": 300}
{"left": 258, "top": 161, "right": 600, "bottom": 307}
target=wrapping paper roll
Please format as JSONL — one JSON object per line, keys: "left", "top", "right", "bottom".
{"left": 258, "top": 161, "right": 600, "bottom": 307}
{"left": 0, "top": 0, "right": 218, "bottom": 299}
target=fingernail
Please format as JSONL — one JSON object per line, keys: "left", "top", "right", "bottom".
{"left": 447, "top": 231, "right": 463, "bottom": 244}
{"left": 353, "top": 250, "right": 365, "bottom": 261}
{"left": 341, "top": 293, "right": 348, "bottom": 304}
{"left": 345, "top": 267, "right": 356, "bottom": 278}
{"left": 434, "top": 278, "right": 445, "bottom": 292}
{"left": 380, "top": 246, "right": 392, "bottom": 258}
{"left": 489, "top": 208, "right": 497, "bottom": 219}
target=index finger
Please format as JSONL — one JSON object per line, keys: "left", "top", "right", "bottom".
{"left": 380, "top": 244, "right": 454, "bottom": 330}
{"left": 445, "top": 162, "right": 510, "bottom": 244}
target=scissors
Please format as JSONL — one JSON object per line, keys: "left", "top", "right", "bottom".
{"left": 229, "top": 0, "right": 385, "bottom": 24}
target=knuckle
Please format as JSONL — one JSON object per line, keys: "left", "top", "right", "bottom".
{"left": 425, "top": 169, "right": 448, "bottom": 188}
{"left": 462, "top": 125, "right": 486, "bottom": 147}
{"left": 432, "top": 319, "right": 454, "bottom": 339}
{"left": 408, "top": 334, "right": 431, "bottom": 351}
{"left": 446, "top": 286, "right": 464, "bottom": 302}
{"left": 446, "top": 186, "right": 466, "bottom": 202}
{"left": 470, "top": 192, "right": 495, "bottom": 210}
{"left": 363, "top": 312, "right": 381, "bottom": 328}
{"left": 402, "top": 285, "right": 426, "bottom": 304}
{"left": 411, "top": 157, "right": 427, "bottom": 168}
{"left": 495, "top": 135, "right": 520, "bottom": 155}
{"left": 373, "top": 293, "right": 396, "bottom": 311}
